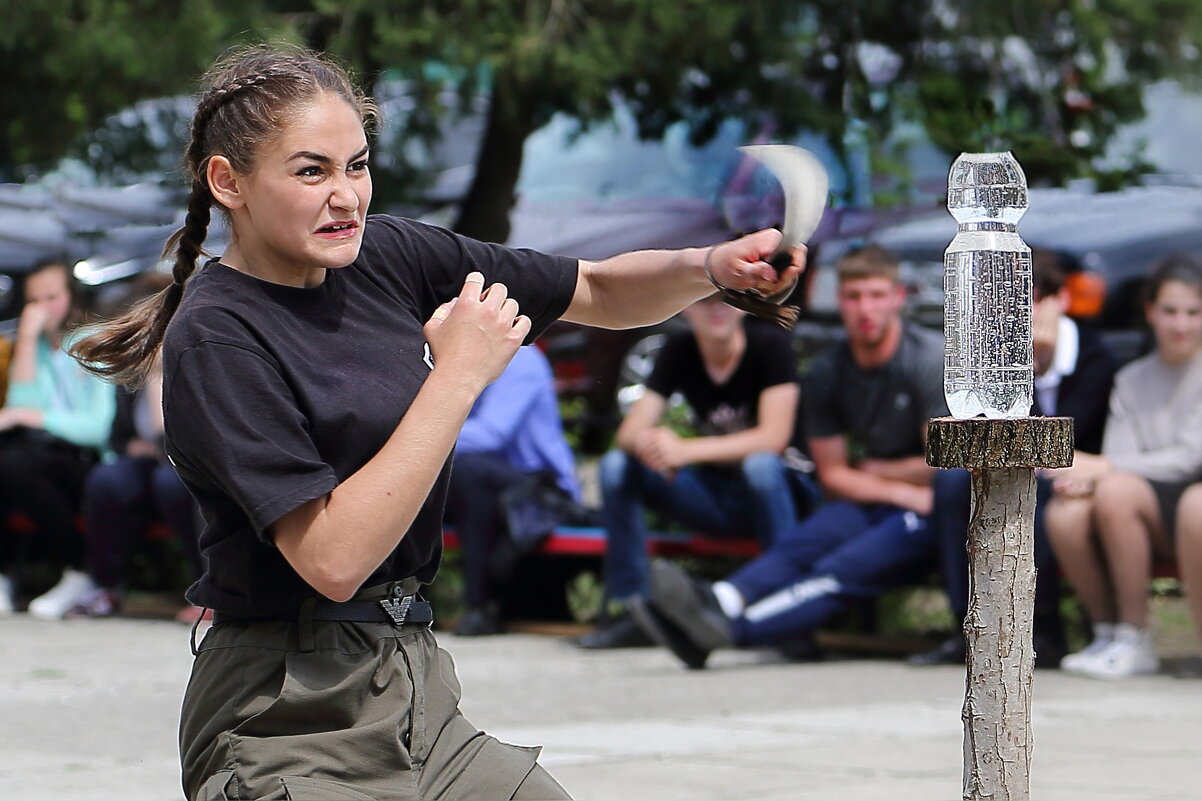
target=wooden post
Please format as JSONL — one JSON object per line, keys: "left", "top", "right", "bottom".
{"left": 927, "top": 416, "right": 1073, "bottom": 801}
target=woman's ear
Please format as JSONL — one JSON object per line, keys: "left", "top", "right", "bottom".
{"left": 207, "top": 155, "right": 244, "bottom": 210}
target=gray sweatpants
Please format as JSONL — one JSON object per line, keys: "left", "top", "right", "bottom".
{"left": 181, "top": 615, "right": 570, "bottom": 800}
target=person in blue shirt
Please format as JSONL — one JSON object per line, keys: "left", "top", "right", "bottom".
{"left": 0, "top": 259, "right": 116, "bottom": 616}
{"left": 446, "top": 344, "right": 584, "bottom": 635}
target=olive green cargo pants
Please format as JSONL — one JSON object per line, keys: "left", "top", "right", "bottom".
{"left": 180, "top": 614, "right": 570, "bottom": 800}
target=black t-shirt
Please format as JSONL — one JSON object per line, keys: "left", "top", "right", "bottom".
{"left": 802, "top": 324, "right": 947, "bottom": 461}
{"left": 162, "top": 215, "right": 577, "bottom": 616}
{"left": 645, "top": 321, "right": 798, "bottom": 439}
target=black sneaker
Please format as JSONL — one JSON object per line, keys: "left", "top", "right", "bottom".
{"left": 1174, "top": 654, "right": 1202, "bottom": 679}
{"left": 453, "top": 603, "right": 503, "bottom": 637}
{"left": 647, "top": 559, "right": 732, "bottom": 651}
{"left": 907, "top": 634, "right": 966, "bottom": 666}
{"left": 776, "top": 632, "right": 823, "bottom": 662}
{"left": 1032, "top": 631, "right": 1068, "bottom": 670}
{"left": 573, "top": 610, "right": 654, "bottom": 649}
{"left": 628, "top": 596, "right": 711, "bottom": 670}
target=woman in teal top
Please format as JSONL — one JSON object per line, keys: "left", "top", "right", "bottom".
{"left": 0, "top": 259, "right": 115, "bottom": 616}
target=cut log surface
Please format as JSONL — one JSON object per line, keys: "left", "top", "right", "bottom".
{"left": 927, "top": 416, "right": 1073, "bottom": 470}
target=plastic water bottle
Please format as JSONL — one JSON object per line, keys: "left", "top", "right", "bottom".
{"left": 943, "top": 152, "right": 1033, "bottom": 419}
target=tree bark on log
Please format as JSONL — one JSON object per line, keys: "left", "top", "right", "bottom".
{"left": 926, "top": 416, "right": 1073, "bottom": 801}
{"left": 962, "top": 468, "right": 1036, "bottom": 801}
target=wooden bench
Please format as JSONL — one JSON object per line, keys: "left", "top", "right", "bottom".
{"left": 443, "top": 523, "right": 1179, "bottom": 577}
{"left": 442, "top": 525, "right": 762, "bottom": 560}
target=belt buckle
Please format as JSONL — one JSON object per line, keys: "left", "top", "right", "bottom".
{"left": 379, "top": 584, "right": 413, "bottom": 626}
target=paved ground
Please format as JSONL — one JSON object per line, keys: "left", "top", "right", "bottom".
{"left": 1, "top": 615, "right": 1199, "bottom": 800}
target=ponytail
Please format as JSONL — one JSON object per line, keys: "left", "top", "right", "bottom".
{"left": 69, "top": 182, "right": 208, "bottom": 387}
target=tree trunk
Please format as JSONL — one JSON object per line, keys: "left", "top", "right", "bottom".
{"left": 962, "top": 467, "right": 1036, "bottom": 801}
{"left": 452, "top": 67, "right": 537, "bottom": 243}
{"left": 926, "top": 416, "right": 1074, "bottom": 801}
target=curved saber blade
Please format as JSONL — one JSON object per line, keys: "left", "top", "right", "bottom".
{"left": 738, "top": 144, "right": 829, "bottom": 269}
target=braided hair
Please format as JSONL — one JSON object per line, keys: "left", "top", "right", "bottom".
{"left": 70, "top": 44, "right": 376, "bottom": 386}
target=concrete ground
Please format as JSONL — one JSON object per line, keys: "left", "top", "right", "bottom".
{"left": 1, "top": 615, "right": 1199, "bottom": 800}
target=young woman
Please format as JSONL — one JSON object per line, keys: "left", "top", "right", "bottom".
{"left": 1045, "top": 254, "right": 1202, "bottom": 680}
{"left": 0, "top": 259, "right": 115, "bottom": 616}
{"left": 71, "top": 45, "right": 803, "bottom": 800}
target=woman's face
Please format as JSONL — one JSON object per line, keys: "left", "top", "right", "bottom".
{"left": 1146, "top": 279, "right": 1202, "bottom": 364}
{"left": 222, "top": 92, "right": 372, "bottom": 284}
{"left": 24, "top": 264, "right": 72, "bottom": 334}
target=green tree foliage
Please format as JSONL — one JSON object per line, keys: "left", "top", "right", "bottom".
{"left": 6, "top": 2, "right": 1202, "bottom": 231}
{"left": 291, "top": 0, "right": 1202, "bottom": 239}
{"left": 0, "top": 0, "right": 268, "bottom": 179}
{"left": 903, "top": 0, "right": 1202, "bottom": 188}
{"left": 289, "top": 0, "right": 828, "bottom": 241}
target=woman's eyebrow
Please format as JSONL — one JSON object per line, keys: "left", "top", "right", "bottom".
{"left": 288, "top": 145, "right": 370, "bottom": 164}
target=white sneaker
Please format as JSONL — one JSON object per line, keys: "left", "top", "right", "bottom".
{"left": 1060, "top": 622, "right": 1116, "bottom": 673}
{"left": 27, "top": 569, "right": 98, "bottom": 620}
{"left": 0, "top": 573, "right": 14, "bottom": 616}
{"left": 1068, "top": 623, "right": 1160, "bottom": 680}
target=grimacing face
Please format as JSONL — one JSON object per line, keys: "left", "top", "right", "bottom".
{"left": 217, "top": 92, "right": 372, "bottom": 286}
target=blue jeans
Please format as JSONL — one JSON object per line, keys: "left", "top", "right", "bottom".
{"left": 726, "top": 501, "right": 936, "bottom": 647}
{"left": 83, "top": 456, "right": 200, "bottom": 589}
{"left": 444, "top": 451, "right": 533, "bottom": 608}
{"left": 599, "top": 449, "right": 804, "bottom": 600}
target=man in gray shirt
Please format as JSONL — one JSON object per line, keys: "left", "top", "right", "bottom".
{"left": 631, "top": 244, "right": 947, "bottom": 668}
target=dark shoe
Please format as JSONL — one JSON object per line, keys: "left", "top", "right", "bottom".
{"left": 776, "top": 632, "right": 823, "bottom": 662}
{"left": 907, "top": 634, "right": 966, "bottom": 666}
{"left": 1033, "top": 632, "right": 1068, "bottom": 670}
{"left": 647, "top": 559, "right": 732, "bottom": 651}
{"left": 573, "top": 611, "right": 654, "bottom": 649}
{"left": 1174, "top": 654, "right": 1202, "bottom": 679}
{"left": 628, "top": 596, "right": 710, "bottom": 670}
{"left": 454, "top": 604, "right": 503, "bottom": 637}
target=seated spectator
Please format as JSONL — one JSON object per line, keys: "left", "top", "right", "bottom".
{"left": 39, "top": 356, "right": 203, "bottom": 619}
{"left": 629, "top": 244, "right": 946, "bottom": 668}
{"left": 575, "top": 295, "right": 805, "bottom": 649}
{"left": 1176, "top": 484, "right": 1202, "bottom": 678}
{"left": 445, "top": 345, "right": 585, "bottom": 636}
{"left": 910, "top": 249, "right": 1118, "bottom": 668}
{"left": 0, "top": 259, "right": 115, "bottom": 615}
{"left": 1046, "top": 254, "right": 1202, "bottom": 679}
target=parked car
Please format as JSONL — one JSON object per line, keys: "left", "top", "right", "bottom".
{"left": 0, "top": 181, "right": 187, "bottom": 334}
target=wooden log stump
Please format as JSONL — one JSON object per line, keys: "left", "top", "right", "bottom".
{"left": 926, "top": 416, "right": 1073, "bottom": 801}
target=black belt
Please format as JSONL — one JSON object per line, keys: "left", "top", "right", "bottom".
{"left": 211, "top": 581, "right": 433, "bottom": 628}
{"left": 212, "top": 599, "right": 432, "bottom": 627}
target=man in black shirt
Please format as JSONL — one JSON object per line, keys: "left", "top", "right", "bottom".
{"left": 576, "top": 296, "right": 805, "bottom": 649}
{"left": 632, "top": 244, "right": 948, "bottom": 667}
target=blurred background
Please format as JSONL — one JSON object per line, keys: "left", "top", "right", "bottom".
{"left": 6, "top": 0, "right": 1202, "bottom": 451}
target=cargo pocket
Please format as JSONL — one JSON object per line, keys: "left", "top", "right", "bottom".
{"left": 279, "top": 775, "right": 379, "bottom": 800}
{"left": 194, "top": 769, "right": 236, "bottom": 801}
{"left": 435, "top": 733, "right": 543, "bottom": 801}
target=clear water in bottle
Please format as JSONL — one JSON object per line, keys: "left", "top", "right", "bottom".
{"left": 943, "top": 152, "right": 1033, "bottom": 419}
